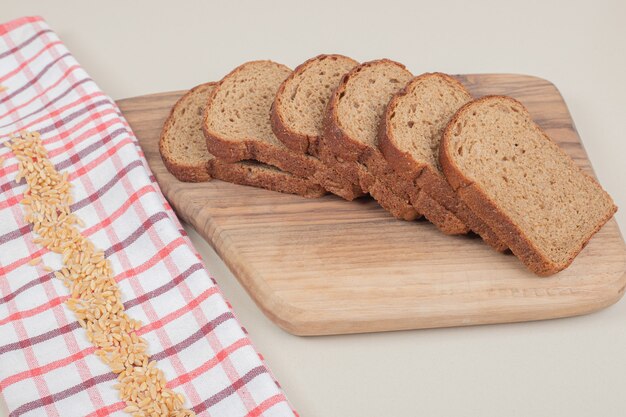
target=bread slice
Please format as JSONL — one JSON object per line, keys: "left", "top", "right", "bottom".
{"left": 440, "top": 95, "right": 617, "bottom": 275}
{"left": 271, "top": 54, "right": 359, "bottom": 157}
{"left": 202, "top": 60, "right": 359, "bottom": 200}
{"left": 270, "top": 54, "right": 364, "bottom": 200}
{"left": 380, "top": 73, "right": 507, "bottom": 251}
{"left": 322, "top": 59, "right": 468, "bottom": 233}
{"left": 159, "top": 82, "right": 325, "bottom": 198}
{"left": 160, "top": 83, "right": 215, "bottom": 182}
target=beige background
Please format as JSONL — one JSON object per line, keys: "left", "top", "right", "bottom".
{"left": 2, "top": 1, "right": 626, "bottom": 416}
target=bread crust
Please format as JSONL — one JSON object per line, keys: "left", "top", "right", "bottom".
{"left": 159, "top": 82, "right": 216, "bottom": 182}
{"left": 379, "top": 72, "right": 507, "bottom": 251}
{"left": 439, "top": 95, "right": 617, "bottom": 275}
{"left": 207, "top": 159, "right": 326, "bottom": 198}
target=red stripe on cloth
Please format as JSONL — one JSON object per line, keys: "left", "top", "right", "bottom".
{"left": 80, "top": 184, "right": 154, "bottom": 234}
{"left": 0, "top": 52, "right": 71, "bottom": 105}
{"left": 70, "top": 138, "right": 135, "bottom": 180}
{"left": 247, "top": 394, "right": 287, "bottom": 417}
{"left": 0, "top": 193, "right": 24, "bottom": 211}
{"left": 63, "top": 339, "right": 254, "bottom": 417}
{"left": 151, "top": 312, "right": 235, "bottom": 362}
{"left": 0, "top": 16, "right": 43, "bottom": 36}
{"left": 83, "top": 402, "right": 125, "bottom": 417}
{"left": 1, "top": 213, "right": 169, "bottom": 284}
{"left": 0, "top": 91, "right": 106, "bottom": 131}
{"left": 137, "top": 287, "right": 220, "bottom": 336}
{"left": 0, "top": 114, "right": 124, "bottom": 186}
{"left": 111, "top": 236, "right": 187, "bottom": 282}
{"left": 167, "top": 338, "right": 252, "bottom": 388}
{"left": 192, "top": 365, "right": 268, "bottom": 415}
{"left": 0, "top": 295, "right": 67, "bottom": 327}
{"left": 0, "top": 40, "right": 62, "bottom": 84}
{"left": 0, "top": 345, "right": 96, "bottom": 390}
{"left": 1, "top": 286, "right": 220, "bottom": 389}
{"left": 8, "top": 372, "right": 117, "bottom": 417}
{"left": 0, "top": 64, "right": 81, "bottom": 120}
{"left": 0, "top": 78, "right": 95, "bottom": 131}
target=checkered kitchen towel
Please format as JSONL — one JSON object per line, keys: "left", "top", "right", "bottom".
{"left": 0, "top": 16, "right": 294, "bottom": 417}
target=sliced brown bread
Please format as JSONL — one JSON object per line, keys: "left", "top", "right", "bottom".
{"left": 321, "top": 59, "right": 468, "bottom": 233}
{"left": 379, "top": 73, "right": 507, "bottom": 251}
{"left": 271, "top": 54, "right": 359, "bottom": 157}
{"left": 202, "top": 60, "right": 359, "bottom": 200}
{"left": 159, "top": 82, "right": 325, "bottom": 198}
{"left": 440, "top": 95, "right": 617, "bottom": 275}
{"left": 270, "top": 54, "right": 364, "bottom": 200}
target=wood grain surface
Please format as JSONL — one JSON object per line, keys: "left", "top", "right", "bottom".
{"left": 117, "top": 74, "right": 626, "bottom": 336}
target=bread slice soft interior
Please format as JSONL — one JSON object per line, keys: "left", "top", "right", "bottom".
{"left": 272, "top": 54, "right": 359, "bottom": 157}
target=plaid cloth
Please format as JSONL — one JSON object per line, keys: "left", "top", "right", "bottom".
{"left": 0, "top": 16, "right": 294, "bottom": 417}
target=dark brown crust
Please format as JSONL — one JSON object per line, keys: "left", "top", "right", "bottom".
{"left": 379, "top": 72, "right": 507, "bottom": 251}
{"left": 270, "top": 54, "right": 364, "bottom": 201}
{"left": 439, "top": 95, "right": 617, "bottom": 275}
{"left": 312, "top": 165, "right": 364, "bottom": 201}
{"left": 208, "top": 159, "right": 326, "bottom": 199}
{"left": 269, "top": 100, "right": 308, "bottom": 154}
{"left": 411, "top": 189, "right": 469, "bottom": 234}
{"left": 417, "top": 166, "right": 507, "bottom": 249}
{"left": 159, "top": 82, "right": 215, "bottom": 182}
{"left": 202, "top": 60, "right": 320, "bottom": 179}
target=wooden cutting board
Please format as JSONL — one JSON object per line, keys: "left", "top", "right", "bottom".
{"left": 117, "top": 74, "right": 626, "bottom": 336}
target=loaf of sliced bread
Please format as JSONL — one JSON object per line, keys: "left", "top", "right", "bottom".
{"left": 271, "top": 54, "right": 364, "bottom": 200}
{"left": 440, "top": 95, "right": 617, "bottom": 275}
{"left": 380, "top": 73, "right": 507, "bottom": 251}
{"left": 322, "top": 59, "right": 468, "bottom": 233}
{"left": 160, "top": 82, "right": 325, "bottom": 198}
{"left": 202, "top": 60, "right": 359, "bottom": 200}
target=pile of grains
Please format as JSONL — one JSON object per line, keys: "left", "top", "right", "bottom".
{"left": 9, "top": 132, "right": 195, "bottom": 417}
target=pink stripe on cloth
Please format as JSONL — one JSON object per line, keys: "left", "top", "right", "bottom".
{"left": 0, "top": 16, "right": 295, "bottom": 417}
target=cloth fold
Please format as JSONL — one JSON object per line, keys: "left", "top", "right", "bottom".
{"left": 0, "top": 16, "right": 294, "bottom": 417}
